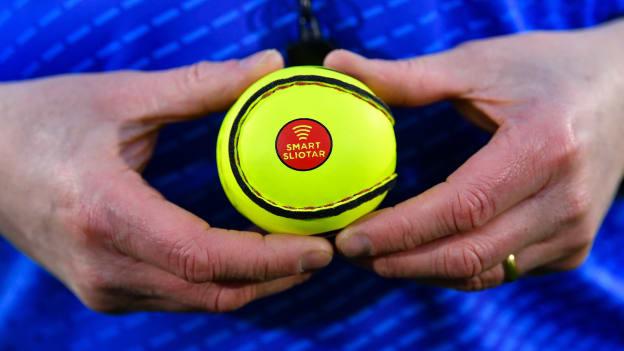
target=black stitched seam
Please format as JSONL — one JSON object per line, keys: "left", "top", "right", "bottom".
{"left": 228, "top": 74, "right": 395, "bottom": 219}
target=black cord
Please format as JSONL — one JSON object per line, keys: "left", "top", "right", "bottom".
{"left": 298, "top": 0, "right": 322, "bottom": 41}
{"left": 288, "top": 0, "right": 334, "bottom": 66}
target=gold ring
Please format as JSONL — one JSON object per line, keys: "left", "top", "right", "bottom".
{"left": 503, "top": 254, "right": 519, "bottom": 282}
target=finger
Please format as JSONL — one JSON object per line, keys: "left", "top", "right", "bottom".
{"left": 540, "top": 250, "right": 591, "bottom": 272}
{"left": 324, "top": 49, "right": 474, "bottom": 106}
{"left": 91, "top": 261, "right": 311, "bottom": 313}
{"left": 423, "top": 265, "right": 506, "bottom": 291}
{"left": 521, "top": 234, "right": 592, "bottom": 273}
{"left": 80, "top": 294, "right": 195, "bottom": 314}
{"left": 127, "top": 261, "right": 311, "bottom": 312}
{"left": 337, "top": 125, "right": 553, "bottom": 257}
{"left": 424, "top": 235, "right": 592, "bottom": 291}
{"left": 358, "top": 194, "right": 558, "bottom": 280}
{"left": 202, "top": 274, "right": 312, "bottom": 312}
{"left": 90, "top": 172, "right": 333, "bottom": 283}
{"left": 105, "top": 50, "right": 284, "bottom": 122}
{"left": 108, "top": 297, "right": 196, "bottom": 313}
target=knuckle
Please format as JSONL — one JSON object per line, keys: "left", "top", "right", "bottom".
{"left": 449, "top": 183, "right": 496, "bottom": 232}
{"left": 555, "top": 258, "right": 584, "bottom": 271}
{"left": 76, "top": 202, "right": 101, "bottom": 236}
{"left": 387, "top": 59, "right": 426, "bottom": 106}
{"left": 74, "top": 178, "right": 140, "bottom": 248}
{"left": 167, "top": 239, "right": 213, "bottom": 283}
{"left": 576, "top": 224, "right": 596, "bottom": 246}
{"left": 545, "top": 123, "right": 583, "bottom": 171}
{"left": 42, "top": 179, "right": 87, "bottom": 242}
{"left": 207, "top": 286, "right": 255, "bottom": 313}
{"left": 182, "top": 61, "right": 214, "bottom": 91}
{"left": 78, "top": 291, "right": 126, "bottom": 314}
{"left": 454, "top": 272, "right": 502, "bottom": 292}
{"left": 453, "top": 266, "right": 505, "bottom": 292}
{"left": 399, "top": 231, "right": 420, "bottom": 254}
{"left": 563, "top": 227, "right": 595, "bottom": 254}
{"left": 373, "top": 257, "right": 403, "bottom": 278}
{"left": 256, "top": 235, "right": 277, "bottom": 280}
{"left": 561, "top": 188, "right": 591, "bottom": 223}
{"left": 176, "top": 60, "right": 240, "bottom": 111}
{"left": 181, "top": 60, "right": 239, "bottom": 94}
{"left": 552, "top": 249, "right": 591, "bottom": 271}
{"left": 438, "top": 244, "right": 486, "bottom": 279}
{"left": 258, "top": 257, "right": 272, "bottom": 281}
{"left": 464, "top": 267, "right": 505, "bottom": 291}
{"left": 227, "top": 233, "right": 274, "bottom": 281}
{"left": 73, "top": 266, "right": 124, "bottom": 313}
{"left": 75, "top": 264, "right": 114, "bottom": 293}
{"left": 393, "top": 208, "right": 421, "bottom": 251}
{"left": 366, "top": 206, "right": 421, "bottom": 253}
{"left": 555, "top": 262, "right": 581, "bottom": 271}
{"left": 456, "top": 276, "right": 488, "bottom": 292}
{"left": 79, "top": 294, "right": 117, "bottom": 313}
{"left": 250, "top": 247, "right": 272, "bottom": 281}
{"left": 76, "top": 202, "right": 115, "bottom": 248}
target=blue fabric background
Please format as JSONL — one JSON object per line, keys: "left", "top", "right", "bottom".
{"left": 1, "top": 0, "right": 624, "bottom": 350}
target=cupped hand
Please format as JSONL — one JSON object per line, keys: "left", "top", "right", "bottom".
{"left": 325, "top": 21, "right": 624, "bottom": 290}
{"left": 0, "top": 50, "right": 333, "bottom": 312}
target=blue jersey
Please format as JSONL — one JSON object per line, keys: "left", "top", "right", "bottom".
{"left": 1, "top": 1, "right": 624, "bottom": 350}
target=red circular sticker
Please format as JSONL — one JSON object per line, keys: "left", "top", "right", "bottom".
{"left": 275, "top": 118, "right": 332, "bottom": 171}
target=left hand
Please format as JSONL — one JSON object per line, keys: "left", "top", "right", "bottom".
{"left": 0, "top": 50, "right": 333, "bottom": 312}
{"left": 324, "top": 20, "right": 624, "bottom": 290}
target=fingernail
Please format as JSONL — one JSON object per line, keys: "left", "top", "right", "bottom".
{"left": 337, "top": 230, "right": 372, "bottom": 257}
{"left": 240, "top": 49, "right": 280, "bottom": 69}
{"left": 299, "top": 251, "right": 333, "bottom": 273}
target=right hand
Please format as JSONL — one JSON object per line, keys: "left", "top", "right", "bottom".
{"left": 0, "top": 50, "right": 333, "bottom": 313}
{"left": 324, "top": 23, "right": 624, "bottom": 290}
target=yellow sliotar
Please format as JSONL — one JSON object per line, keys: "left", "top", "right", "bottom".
{"left": 216, "top": 66, "right": 397, "bottom": 235}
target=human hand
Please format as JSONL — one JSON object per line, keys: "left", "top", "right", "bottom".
{"left": 0, "top": 50, "right": 333, "bottom": 312}
{"left": 325, "top": 21, "right": 624, "bottom": 290}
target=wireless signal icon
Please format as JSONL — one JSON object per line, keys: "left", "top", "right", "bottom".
{"left": 292, "top": 125, "right": 312, "bottom": 141}
{"left": 276, "top": 118, "right": 332, "bottom": 171}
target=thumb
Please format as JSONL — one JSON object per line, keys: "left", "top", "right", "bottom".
{"left": 324, "top": 49, "right": 473, "bottom": 106}
{"left": 119, "top": 49, "right": 284, "bottom": 122}
{"left": 95, "top": 172, "right": 334, "bottom": 283}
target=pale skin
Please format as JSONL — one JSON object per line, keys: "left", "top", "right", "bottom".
{"left": 0, "top": 21, "right": 623, "bottom": 313}
{"left": 0, "top": 50, "right": 334, "bottom": 313}
{"left": 325, "top": 19, "right": 624, "bottom": 290}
